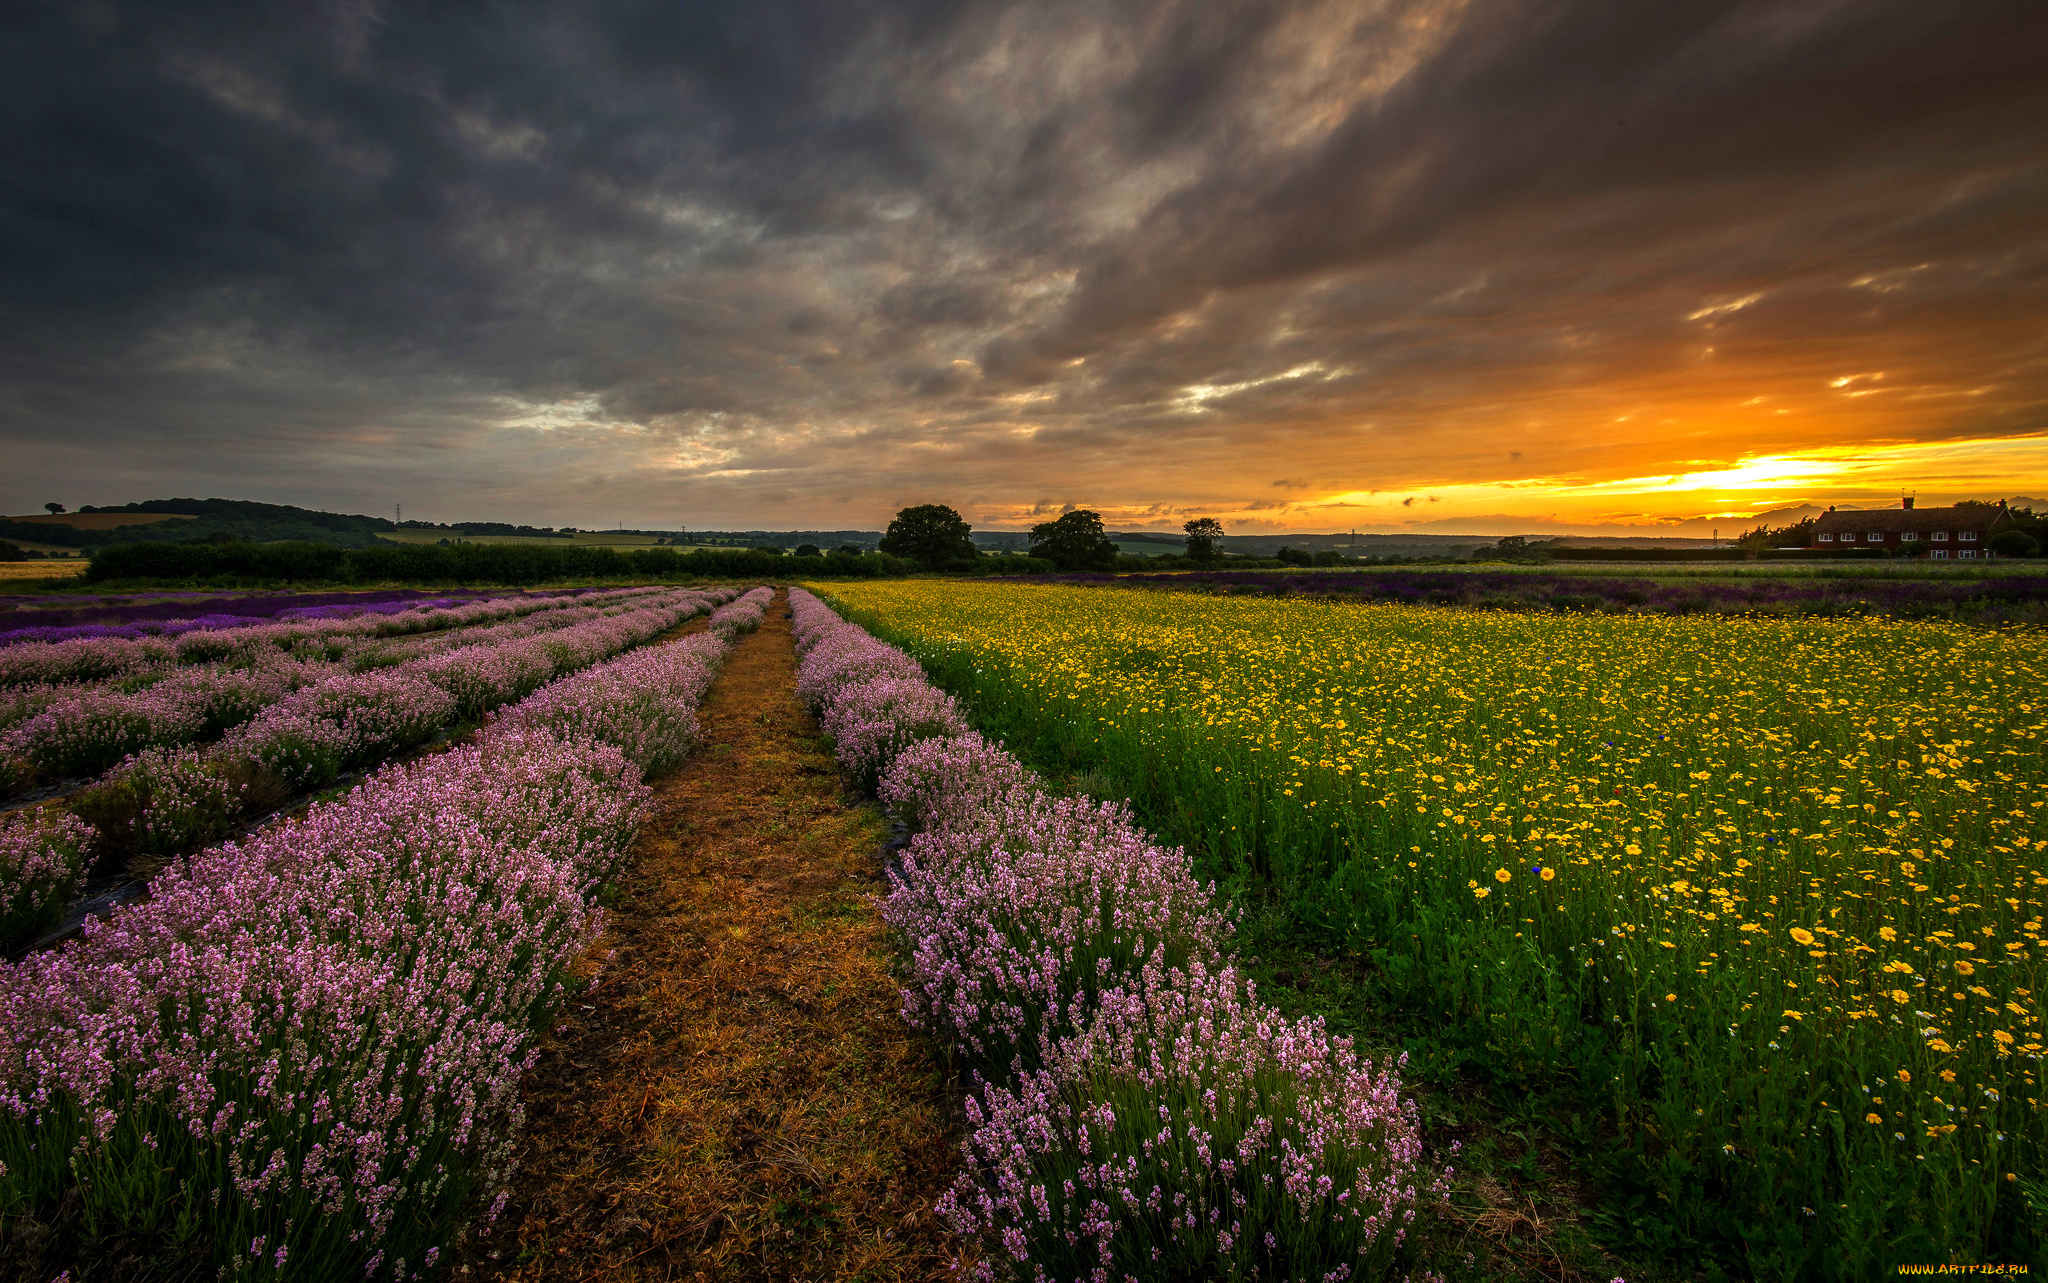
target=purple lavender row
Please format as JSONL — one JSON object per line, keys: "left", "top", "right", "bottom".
{"left": 0, "top": 596, "right": 745, "bottom": 1278}
{"left": 0, "top": 584, "right": 656, "bottom": 648}
{"left": 706, "top": 584, "right": 775, "bottom": 640}
{"left": 0, "top": 584, "right": 676, "bottom": 688}
{"left": 788, "top": 589, "right": 1446, "bottom": 1283}
{"left": 0, "top": 594, "right": 481, "bottom": 648}
{"left": 215, "top": 587, "right": 726, "bottom": 789}
{"left": 0, "top": 588, "right": 736, "bottom": 949}
{"left": 0, "top": 587, "right": 693, "bottom": 793}
{"left": 1035, "top": 567, "right": 2048, "bottom": 621}
{"left": 0, "top": 585, "right": 613, "bottom": 646}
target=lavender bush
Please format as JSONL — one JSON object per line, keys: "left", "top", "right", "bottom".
{"left": 939, "top": 959, "right": 1440, "bottom": 1283}
{"left": 707, "top": 584, "right": 775, "bottom": 639}
{"left": 875, "top": 730, "right": 1033, "bottom": 834}
{"left": 0, "top": 634, "right": 177, "bottom": 688}
{"left": 0, "top": 809, "right": 94, "bottom": 948}
{"left": 787, "top": 588, "right": 1446, "bottom": 1281}
{"left": 220, "top": 670, "right": 459, "bottom": 789}
{"left": 494, "top": 632, "right": 727, "bottom": 777}
{"left": 885, "top": 779, "right": 1233, "bottom": 1077}
{"left": 793, "top": 629, "right": 928, "bottom": 710}
{"left": 0, "top": 588, "right": 511, "bottom": 647}
{"left": 0, "top": 597, "right": 746, "bottom": 1278}
{"left": 414, "top": 641, "right": 559, "bottom": 720}
{"left": 102, "top": 746, "right": 246, "bottom": 858}
{"left": 817, "top": 676, "right": 970, "bottom": 791}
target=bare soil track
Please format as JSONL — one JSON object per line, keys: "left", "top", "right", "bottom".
{"left": 470, "top": 590, "right": 962, "bottom": 1282}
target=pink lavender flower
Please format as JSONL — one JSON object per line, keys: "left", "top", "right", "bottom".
{"left": 492, "top": 632, "right": 726, "bottom": 776}
{"left": 876, "top": 731, "right": 1033, "bottom": 834}
{"left": 0, "top": 809, "right": 95, "bottom": 948}
{"left": 793, "top": 631, "right": 926, "bottom": 711}
{"left": 105, "top": 746, "right": 244, "bottom": 857}
{"left": 217, "top": 670, "right": 459, "bottom": 788}
{"left": 883, "top": 775, "right": 1232, "bottom": 1077}
{"left": 938, "top": 959, "right": 1444, "bottom": 1282}
{"left": 818, "top": 678, "right": 969, "bottom": 791}
{"left": 707, "top": 586, "right": 775, "bottom": 640}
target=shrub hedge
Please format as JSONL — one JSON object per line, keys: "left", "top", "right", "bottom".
{"left": 86, "top": 541, "right": 915, "bottom": 585}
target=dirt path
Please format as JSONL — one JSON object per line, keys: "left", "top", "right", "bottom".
{"left": 471, "top": 590, "right": 962, "bottom": 1282}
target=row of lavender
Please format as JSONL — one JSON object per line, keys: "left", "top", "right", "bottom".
{"left": 0, "top": 583, "right": 673, "bottom": 694}
{"left": 0, "top": 591, "right": 490, "bottom": 648}
{"left": 1065, "top": 567, "right": 2048, "bottom": 622}
{"left": 0, "top": 587, "right": 736, "bottom": 950}
{"left": 0, "top": 586, "right": 580, "bottom": 648}
{"left": 787, "top": 589, "right": 1445, "bottom": 1283}
{"left": 0, "top": 587, "right": 769, "bottom": 1278}
{"left": 0, "top": 585, "right": 684, "bottom": 790}
{"left": 0, "top": 585, "right": 700, "bottom": 791}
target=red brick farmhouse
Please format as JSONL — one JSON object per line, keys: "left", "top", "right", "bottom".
{"left": 1807, "top": 498, "right": 2015, "bottom": 559}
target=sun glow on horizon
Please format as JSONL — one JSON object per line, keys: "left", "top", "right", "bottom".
{"left": 974, "top": 433, "right": 2048, "bottom": 536}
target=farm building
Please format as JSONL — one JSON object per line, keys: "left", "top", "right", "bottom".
{"left": 1808, "top": 498, "right": 2015, "bottom": 558}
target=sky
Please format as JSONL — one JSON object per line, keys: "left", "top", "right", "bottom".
{"left": 3, "top": 0, "right": 2045, "bottom": 537}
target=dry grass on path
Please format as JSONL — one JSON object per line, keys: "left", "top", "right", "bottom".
{"left": 469, "top": 590, "right": 963, "bottom": 1282}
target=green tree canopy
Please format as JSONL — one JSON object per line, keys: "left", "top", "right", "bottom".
{"left": 879, "top": 504, "right": 980, "bottom": 569}
{"left": 1733, "top": 515, "right": 1816, "bottom": 550}
{"left": 1030, "top": 509, "right": 1117, "bottom": 572}
{"left": 1182, "top": 516, "right": 1224, "bottom": 562}
{"left": 1988, "top": 528, "right": 2039, "bottom": 558}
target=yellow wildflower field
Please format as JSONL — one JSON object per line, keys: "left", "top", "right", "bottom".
{"left": 815, "top": 578, "right": 2047, "bottom": 1263}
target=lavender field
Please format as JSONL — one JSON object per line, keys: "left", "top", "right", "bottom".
{"left": 0, "top": 585, "right": 590, "bottom": 647}
{"left": 1057, "top": 567, "right": 2048, "bottom": 624}
{"left": 0, "top": 585, "right": 768, "bottom": 1278}
{"left": 0, "top": 586, "right": 741, "bottom": 949}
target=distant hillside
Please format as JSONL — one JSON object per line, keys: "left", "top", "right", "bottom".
{"left": 3, "top": 499, "right": 399, "bottom": 550}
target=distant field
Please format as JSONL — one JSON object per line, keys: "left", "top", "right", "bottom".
{"left": 3, "top": 512, "right": 193, "bottom": 530}
{"left": 0, "top": 561, "right": 89, "bottom": 581}
{"left": 1150, "top": 558, "right": 2048, "bottom": 582}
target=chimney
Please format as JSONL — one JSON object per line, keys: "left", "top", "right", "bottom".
{"left": 1902, "top": 496, "right": 1915, "bottom": 510}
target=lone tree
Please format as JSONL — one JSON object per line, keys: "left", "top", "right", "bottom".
{"left": 43, "top": 502, "right": 65, "bottom": 515}
{"left": 1182, "top": 516, "right": 1225, "bottom": 562}
{"left": 1030, "top": 509, "right": 1118, "bottom": 572}
{"left": 880, "top": 504, "right": 980, "bottom": 569}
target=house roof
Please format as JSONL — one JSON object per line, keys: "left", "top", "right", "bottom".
{"left": 1812, "top": 505, "right": 2010, "bottom": 534}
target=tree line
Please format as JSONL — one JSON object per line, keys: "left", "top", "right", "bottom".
{"left": 878, "top": 505, "right": 1232, "bottom": 572}
{"left": 82, "top": 541, "right": 916, "bottom": 585}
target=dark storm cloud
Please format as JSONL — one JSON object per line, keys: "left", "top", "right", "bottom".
{"left": 2, "top": 0, "right": 2044, "bottom": 528}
